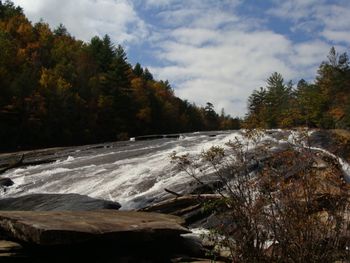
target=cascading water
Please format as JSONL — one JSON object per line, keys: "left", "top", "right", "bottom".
{"left": 1, "top": 130, "right": 349, "bottom": 209}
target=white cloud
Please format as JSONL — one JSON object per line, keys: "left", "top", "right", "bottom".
{"left": 11, "top": 0, "right": 348, "bottom": 117}
{"left": 288, "top": 40, "right": 331, "bottom": 79}
{"left": 293, "top": 41, "right": 330, "bottom": 65}
{"left": 12, "top": 0, "right": 148, "bottom": 44}
{"left": 317, "top": 4, "right": 350, "bottom": 44}
{"left": 142, "top": 0, "right": 179, "bottom": 8}
{"left": 149, "top": 2, "right": 333, "bottom": 117}
{"left": 267, "top": 0, "right": 323, "bottom": 21}
{"left": 268, "top": 0, "right": 350, "bottom": 46}
{"left": 322, "top": 30, "right": 350, "bottom": 45}
{"left": 151, "top": 27, "right": 298, "bottom": 116}
{"left": 171, "top": 28, "right": 219, "bottom": 47}
{"left": 317, "top": 4, "right": 350, "bottom": 31}
{"left": 155, "top": 0, "right": 241, "bottom": 29}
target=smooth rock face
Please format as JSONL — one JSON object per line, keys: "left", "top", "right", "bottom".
{"left": 0, "top": 193, "right": 121, "bottom": 211}
{"left": 141, "top": 194, "right": 222, "bottom": 226}
{"left": 0, "top": 210, "right": 189, "bottom": 246}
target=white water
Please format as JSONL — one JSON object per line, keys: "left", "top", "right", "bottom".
{"left": 1, "top": 130, "right": 350, "bottom": 209}
{"left": 0, "top": 131, "right": 245, "bottom": 209}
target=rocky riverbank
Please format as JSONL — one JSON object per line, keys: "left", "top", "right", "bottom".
{"left": 0, "top": 193, "right": 223, "bottom": 262}
{"left": 0, "top": 129, "right": 349, "bottom": 262}
{"left": 0, "top": 210, "right": 194, "bottom": 262}
{"left": 310, "top": 129, "right": 350, "bottom": 162}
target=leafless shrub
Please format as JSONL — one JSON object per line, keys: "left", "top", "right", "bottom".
{"left": 171, "top": 129, "right": 350, "bottom": 262}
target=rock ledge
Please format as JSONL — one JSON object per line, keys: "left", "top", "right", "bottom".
{"left": 0, "top": 210, "right": 189, "bottom": 246}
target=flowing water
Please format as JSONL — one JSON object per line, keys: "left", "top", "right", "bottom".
{"left": 1, "top": 130, "right": 349, "bottom": 209}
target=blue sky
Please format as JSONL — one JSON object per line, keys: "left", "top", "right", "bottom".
{"left": 12, "top": 0, "right": 350, "bottom": 116}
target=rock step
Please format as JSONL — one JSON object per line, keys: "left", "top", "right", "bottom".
{"left": 0, "top": 211, "right": 203, "bottom": 262}
{"left": 140, "top": 194, "right": 223, "bottom": 225}
{"left": 0, "top": 210, "right": 189, "bottom": 246}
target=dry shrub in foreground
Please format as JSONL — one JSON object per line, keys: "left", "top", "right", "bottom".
{"left": 171, "top": 130, "right": 350, "bottom": 262}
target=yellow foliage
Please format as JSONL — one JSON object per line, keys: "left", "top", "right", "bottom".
{"left": 131, "top": 78, "right": 143, "bottom": 90}
{"left": 330, "top": 107, "right": 345, "bottom": 121}
{"left": 39, "top": 68, "right": 72, "bottom": 96}
{"left": 137, "top": 107, "right": 152, "bottom": 123}
{"left": 97, "top": 95, "right": 113, "bottom": 109}
{"left": 17, "top": 22, "right": 34, "bottom": 42}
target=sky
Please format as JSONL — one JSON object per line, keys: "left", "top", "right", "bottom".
{"left": 11, "top": 0, "right": 350, "bottom": 117}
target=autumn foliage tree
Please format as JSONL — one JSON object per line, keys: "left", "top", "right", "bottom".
{"left": 0, "top": 1, "right": 240, "bottom": 151}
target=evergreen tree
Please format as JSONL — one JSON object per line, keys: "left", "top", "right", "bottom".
{"left": 246, "top": 87, "right": 267, "bottom": 127}
{"left": 133, "top": 63, "right": 143, "bottom": 77}
{"left": 245, "top": 48, "right": 350, "bottom": 129}
{"left": 54, "top": 24, "right": 69, "bottom": 37}
{"left": 264, "top": 72, "right": 292, "bottom": 127}
{"left": 143, "top": 68, "right": 154, "bottom": 81}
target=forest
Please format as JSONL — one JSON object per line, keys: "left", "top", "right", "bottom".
{"left": 0, "top": 1, "right": 239, "bottom": 151}
{"left": 245, "top": 47, "right": 350, "bottom": 129}
{"left": 2, "top": 0, "right": 350, "bottom": 152}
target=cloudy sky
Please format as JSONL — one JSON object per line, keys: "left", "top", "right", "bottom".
{"left": 12, "top": 0, "right": 350, "bottom": 117}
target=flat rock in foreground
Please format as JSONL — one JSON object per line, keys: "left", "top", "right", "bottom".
{"left": 0, "top": 210, "right": 189, "bottom": 246}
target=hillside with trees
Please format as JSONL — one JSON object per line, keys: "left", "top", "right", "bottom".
{"left": 0, "top": 1, "right": 239, "bottom": 151}
{"left": 245, "top": 47, "right": 350, "bottom": 129}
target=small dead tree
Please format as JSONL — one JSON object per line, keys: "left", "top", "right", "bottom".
{"left": 171, "top": 129, "right": 350, "bottom": 262}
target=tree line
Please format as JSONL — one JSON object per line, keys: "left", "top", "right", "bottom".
{"left": 245, "top": 47, "right": 350, "bottom": 129}
{"left": 0, "top": 1, "right": 240, "bottom": 151}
